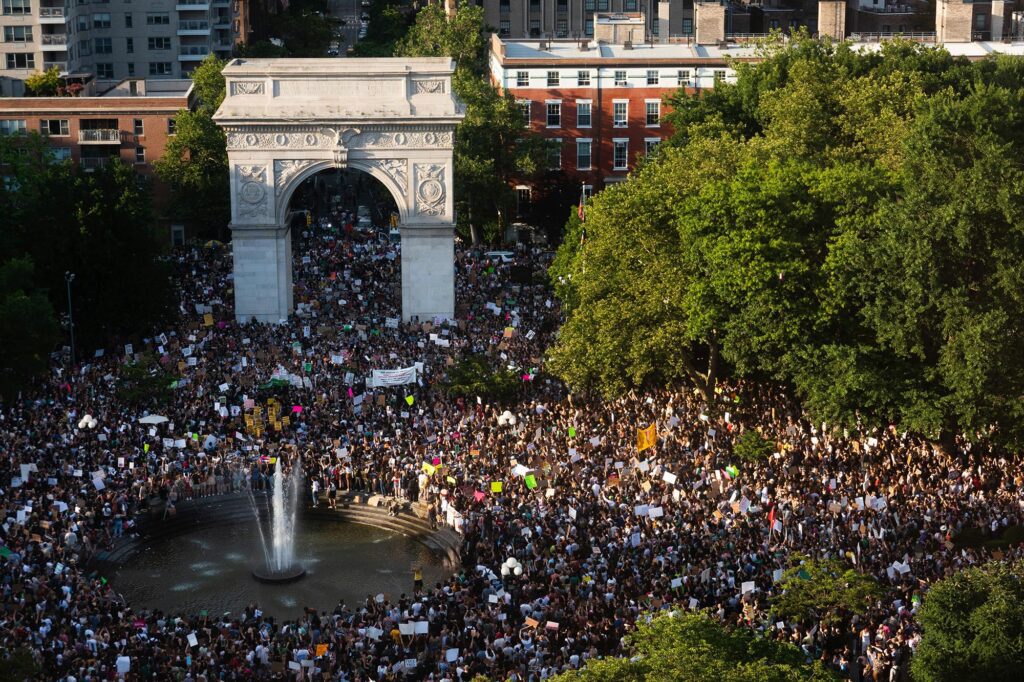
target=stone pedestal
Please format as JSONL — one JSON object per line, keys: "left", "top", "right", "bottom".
{"left": 401, "top": 224, "right": 454, "bottom": 322}
{"left": 232, "top": 225, "right": 294, "bottom": 323}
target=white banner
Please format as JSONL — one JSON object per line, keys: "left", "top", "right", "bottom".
{"left": 370, "top": 365, "right": 418, "bottom": 387}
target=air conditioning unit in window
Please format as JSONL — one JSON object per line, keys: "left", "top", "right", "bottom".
{"left": 623, "top": 40, "right": 633, "bottom": 50}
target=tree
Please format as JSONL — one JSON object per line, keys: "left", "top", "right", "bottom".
{"left": 553, "top": 36, "right": 1024, "bottom": 448}
{"left": 1, "top": 135, "right": 172, "bottom": 352}
{"left": 551, "top": 611, "right": 837, "bottom": 682}
{"left": 23, "top": 66, "right": 61, "bottom": 96}
{"left": 0, "top": 257, "right": 59, "bottom": 398}
{"left": 771, "top": 555, "right": 881, "bottom": 625}
{"left": 911, "top": 560, "right": 1024, "bottom": 682}
{"left": 154, "top": 55, "right": 230, "bottom": 240}
{"left": 395, "top": 5, "right": 547, "bottom": 243}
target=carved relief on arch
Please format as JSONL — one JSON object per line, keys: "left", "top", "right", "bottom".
{"left": 230, "top": 81, "right": 265, "bottom": 96}
{"left": 363, "top": 158, "right": 409, "bottom": 197}
{"left": 414, "top": 164, "right": 446, "bottom": 217}
{"left": 274, "top": 160, "right": 318, "bottom": 198}
{"left": 236, "top": 164, "right": 269, "bottom": 220}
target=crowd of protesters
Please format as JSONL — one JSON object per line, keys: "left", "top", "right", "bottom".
{"left": 2, "top": 215, "right": 1023, "bottom": 682}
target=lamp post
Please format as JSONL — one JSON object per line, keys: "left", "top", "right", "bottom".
{"left": 64, "top": 271, "right": 76, "bottom": 366}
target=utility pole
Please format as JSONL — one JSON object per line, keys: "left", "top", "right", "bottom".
{"left": 65, "top": 271, "right": 76, "bottom": 367}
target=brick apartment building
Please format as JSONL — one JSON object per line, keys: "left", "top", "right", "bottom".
{"left": 0, "top": 77, "right": 194, "bottom": 241}
{"left": 489, "top": 14, "right": 742, "bottom": 196}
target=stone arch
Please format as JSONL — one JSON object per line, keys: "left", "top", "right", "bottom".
{"left": 213, "top": 57, "right": 464, "bottom": 324}
{"left": 275, "top": 158, "right": 412, "bottom": 228}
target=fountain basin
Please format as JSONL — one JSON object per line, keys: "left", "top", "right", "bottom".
{"left": 251, "top": 564, "right": 307, "bottom": 584}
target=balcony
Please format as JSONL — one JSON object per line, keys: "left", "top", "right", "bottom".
{"left": 80, "top": 157, "right": 113, "bottom": 171}
{"left": 78, "top": 129, "right": 121, "bottom": 144}
{"left": 43, "top": 61, "right": 67, "bottom": 72}
{"left": 175, "top": 2, "right": 210, "bottom": 9}
{"left": 177, "top": 21, "right": 211, "bottom": 35}
{"left": 38, "top": 7, "right": 67, "bottom": 23}
{"left": 178, "top": 46, "right": 210, "bottom": 60}
{"left": 41, "top": 34, "right": 68, "bottom": 51}
{"left": 859, "top": 4, "right": 915, "bottom": 13}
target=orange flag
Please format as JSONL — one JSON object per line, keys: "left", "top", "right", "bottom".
{"left": 637, "top": 423, "right": 657, "bottom": 452}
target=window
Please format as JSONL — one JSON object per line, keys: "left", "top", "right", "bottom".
{"left": 78, "top": 39, "right": 91, "bottom": 57}
{"left": 713, "top": 70, "right": 726, "bottom": 84}
{"left": 148, "top": 37, "right": 171, "bottom": 50}
{"left": 682, "top": 18, "right": 693, "bottom": 35}
{"left": 146, "top": 12, "right": 170, "bottom": 25}
{"left": 546, "top": 101, "right": 561, "bottom": 127}
{"left": 126, "top": 37, "right": 133, "bottom": 53}
{"left": 77, "top": 15, "right": 87, "bottom": 32}
{"left": 576, "top": 100, "right": 591, "bottom": 128}
{"left": 546, "top": 71, "right": 559, "bottom": 87}
{"left": 95, "top": 37, "right": 113, "bottom": 54}
{"left": 677, "top": 69, "right": 692, "bottom": 87}
{"left": 0, "top": 119, "right": 27, "bottom": 135}
{"left": 96, "top": 63, "right": 113, "bottom": 79}
{"left": 652, "top": 18, "right": 659, "bottom": 36}
{"left": 577, "top": 70, "right": 590, "bottom": 87}
{"left": 499, "top": 20, "right": 510, "bottom": 36}
{"left": 583, "top": 184, "right": 593, "bottom": 198}
{"left": 556, "top": 20, "right": 567, "bottom": 37}
{"left": 499, "top": 0, "right": 510, "bottom": 12}
{"left": 171, "top": 224, "right": 185, "bottom": 247}
{"left": 133, "top": 118, "right": 144, "bottom": 135}
{"left": 646, "top": 70, "right": 659, "bottom": 85}
{"left": 125, "top": 13, "right": 132, "bottom": 28}
{"left": 518, "top": 100, "right": 531, "bottom": 126}
{"left": 529, "top": 19, "right": 540, "bottom": 36}
{"left": 3, "top": 26, "right": 32, "bottom": 42}
{"left": 585, "top": 19, "right": 593, "bottom": 36}
{"left": 167, "top": 117, "right": 177, "bottom": 135}
{"left": 41, "top": 119, "right": 69, "bottom": 136}
{"left": 1, "top": 0, "right": 30, "bottom": 16}
{"left": 93, "top": 13, "right": 111, "bottom": 29}
{"left": 127, "top": 63, "right": 135, "bottom": 77}
{"left": 974, "top": 14, "right": 987, "bottom": 29}
{"left": 585, "top": 0, "right": 595, "bottom": 9}
{"left": 516, "top": 71, "right": 529, "bottom": 87}
{"left": 134, "top": 146, "right": 145, "bottom": 163}
{"left": 614, "top": 70, "right": 627, "bottom": 86}
{"left": 645, "top": 138, "right": 660, "bottom": 155}
{"left": 613, "top": 100, "right": 627, "bottom": 127}
{"left": 613, "top": 139, "right": 628, "bottom": 170}
{"left": 624, "top": 0, "right": 637, "bottom": 9}
{"left": 546, "top": 139, "right": 561, "bottom": 170}
{"left": 576, "top": 139, "right": 592, "bottom": 171}
{"left": 149, "top": 62, "right": 172, "bottom": 76}
{"left": 516, "top": 186, "right": 530, "bottom": 210}
{"left": 5, "top": 53, "right": 34, "bottom": 69}
{"left": 645, "top": 100, "right": 660, "bottom": 126}
{"left": 46, "top": 147, "right": 71, "bottom": 163}
{"left": 597, "top": 0, "right": 608, "bottom": 9}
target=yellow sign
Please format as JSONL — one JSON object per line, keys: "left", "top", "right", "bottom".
{"left": 637, "top": 423, "right": 657, "bottom": 452}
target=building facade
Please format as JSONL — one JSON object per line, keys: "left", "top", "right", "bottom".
{"left": 1, "top": 0, "right": 256, "bottom": 95}
{"left": 489, "top": 28, "right": 740, "bottom": 192}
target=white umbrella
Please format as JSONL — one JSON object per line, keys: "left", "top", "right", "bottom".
{"left": 138, "top": 415, "right": 169, "bottom": 425}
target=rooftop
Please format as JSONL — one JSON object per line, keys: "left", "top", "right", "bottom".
{"left": 221, "top": 57, "right": 456, "bottom": 77}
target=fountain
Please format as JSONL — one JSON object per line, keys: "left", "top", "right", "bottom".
{"left": 250, "top": 457, "right": 307, "bottom": 583}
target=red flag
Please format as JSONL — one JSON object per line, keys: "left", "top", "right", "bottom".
{"left": 768, "top": 505, "right": 776, "bottom": 528}
{"left": 577, "top": 185, "right": 586, "bottom": 224}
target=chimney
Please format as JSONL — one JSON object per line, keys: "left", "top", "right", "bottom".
{"left": 817, "top": 0, "right": 848, "bottom": 41}
{"left": 694, "top": 1, "right": 727, "bottom": 45}
{"left": 658, "top": 2, "right": 671, "bottom": 43}
{"left": 991, "top": 0, "right": 1008, "bottom": 40}
{"left": 936, "top": 0, "right": 975, "bottom": 43}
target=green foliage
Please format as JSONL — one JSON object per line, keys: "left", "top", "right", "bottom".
{"left": 0, "top": 135, "right": 173, "bottom": 353}
{"left": 551, "top": 611, "right": 837, "bottom": 682}
{"left": 118, "top": 353, "right": 175, "bottom": 407}
{"left": 23, "top": 66, "right": 61, "bottom": 96}
{"left": 395, "top": 5, "right": 546, "bottom": 243}
{"left": 444, "top": 356, "right": 520, "bottom": 404}
{"left": 154, "top": 55, "right": 229, "bottom": 239}
{"left": 553, "top": 36, "right": 1024, "bottom": 447}
{"left": 268, "top": 0, "right": 337, "bottom": 57}
{"left": 771, "top": 555, "right": 881, "bottom": 625}
{"left": 0, "top": 257, "right": 59, "bottom": 398}
{"left": 733, "top": 430, "right": 774, "bottom": 462}
{"left": 0, "top": 648, "right": 41, "bottom": 682}
{"left": 911, "top": 560, "right": 1024, "bottom": 682}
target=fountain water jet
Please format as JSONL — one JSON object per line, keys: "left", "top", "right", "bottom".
{"left": 251, "top": 457, "right": 307, "bottom": 583}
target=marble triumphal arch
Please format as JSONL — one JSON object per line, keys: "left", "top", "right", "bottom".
{"left": 213, "top": 58, "right": 464, "bottom": 323}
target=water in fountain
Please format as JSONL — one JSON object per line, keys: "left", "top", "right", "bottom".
{"left": 252, "top": 457, "right": 306, "bottom": 583}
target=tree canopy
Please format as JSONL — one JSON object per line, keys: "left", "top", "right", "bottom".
{"left": 551, "top": 37, "right": 1024, "bottom": 448}
{"left": 911, "top": 560, "right": 1024, "bottom": 682}
{"left": 550, "top": 611, "right": 836, "bottom": 682}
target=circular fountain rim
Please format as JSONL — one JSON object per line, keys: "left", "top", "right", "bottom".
{"left": 250, "top": 564, "right": 307, "bottom": 584}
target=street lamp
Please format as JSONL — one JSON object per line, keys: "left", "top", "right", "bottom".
{"left": 64, "top": 271, "right": 76, "bottom": 367}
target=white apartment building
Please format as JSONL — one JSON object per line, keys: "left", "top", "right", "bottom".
{"left": 1, "top": 0, "right": 250, "bottom": 95}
